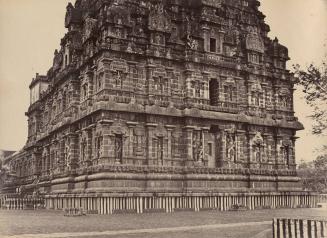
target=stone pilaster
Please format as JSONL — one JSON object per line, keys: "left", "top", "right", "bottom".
{"left": 165, "top": 125, "right": 176, "bottom": 165}
{"left": 202, "top": 127, "right": 210, "bottom": 166}
{"left": 99, "top": 119, "right": 113, "bottom": 164}
{"left": 32, "top": 150, "right": 41, "bottom": 176}
{"left": 58, "top": 138, "right": 66, "bottom": 172}
{"left": 146, "top": 63, "right": 155, "bottom": 98}
{"left": 45, "top": 147, "right": 50, "bottom": 172}
{"left": 275, "top": 134, "right": 283, "bottom": 169}
{"left": 68, "top": 133, "right": 79, "bottom": 171}
{"left": 184, "top": 68, "right": 195, "bottom": 104}
{"left": 146, "top": 123, "right": 157, "bottom": 165}
{"left": 261, "top": 133, "right": 268, "bottom": 167}
{"left": 127, "top": 121, "right": 138, "bottom": 160}
{"left": 217, "top": 129, "right": 226, "bottom": 167}
{"left": 201, "top": 25, "right": 210, "bottom": 52}
{"left": 247, "top": 85, "right": 252, "bottom": 107}
{"left": 202, "top": 71, "right": 210, "bottom": 100}
{"left": 273, "top": 85, "right": 280, "bottom": 112}
{"left": 184, "top": 126, "right": 194, "bottom": 166}
{"left": 69, "top": 79, "right": 80, "bottom": 107}
{"left": 290, "top": 136, "right": 298, "bottom": 170}
{"left": 266, "top": 135, "right": 275, "bottom": 165}
{"left": 248, "top": 131, "right": 256, "bottom": 169}
{"left": 85, "top": 125, "right": 95, "bottom": 167}
{"left": 99, "top": 58, "right": 112, "bottom": 89}
{"left": 236, "top": 130, "right": 246, "bottom": 164}
{"left": 86, "top": 68, "right": 94, "bottom": 98}
{"left": 221, "top": 130, "right": 228, "bottom": 167}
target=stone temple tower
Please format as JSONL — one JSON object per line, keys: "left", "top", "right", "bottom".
{"left": 2, "top": 0, "right": 317, "bottom": 213}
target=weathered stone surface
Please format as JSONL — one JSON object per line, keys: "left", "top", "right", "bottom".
{"left": 2, "top": 0, "right": 306, "bottom": 205}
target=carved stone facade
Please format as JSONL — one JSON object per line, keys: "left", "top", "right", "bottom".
{"left": 3, "top": 0, "right": 314, "bottom": 213}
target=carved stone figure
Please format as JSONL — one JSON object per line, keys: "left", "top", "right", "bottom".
{"left": 226, "top": 133, "right": 236, "bottom": 161}
{"left": 115, "top": 134, "right": 123, "bottom": 163}
{"left": 192, "top": 132, "right": 203, "bottom": 163}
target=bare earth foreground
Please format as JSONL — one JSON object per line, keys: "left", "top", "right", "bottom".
{"left": 0, "top": 208, "right": 326, "bottom": 238}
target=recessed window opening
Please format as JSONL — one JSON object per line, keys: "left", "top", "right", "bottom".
{"left": 210, "top": 38, "right": 217, "bottom": 53}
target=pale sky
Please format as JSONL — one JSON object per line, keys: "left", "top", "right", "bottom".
{"left": 0, "top": 0, "right": 326, "bottom": 162}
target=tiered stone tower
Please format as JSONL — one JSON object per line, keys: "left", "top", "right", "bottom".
{"left": 2, "top": 0, "right": 317, "bottom": 213}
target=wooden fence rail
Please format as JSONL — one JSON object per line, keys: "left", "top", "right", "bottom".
{"left": 273, "top": 218, "right": 327, "bottom": 238}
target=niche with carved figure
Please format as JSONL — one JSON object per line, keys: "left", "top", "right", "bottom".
{"left": 192, "top": 130, "right": 204, "bottom": 163}
{"left": 226, "top": 132, "right": 236, "bottom": 163}
{"left": 115, "top": 71, "right": 124, "bottom": 89}
{"left": 133, "top": 127, "right": 145, "bottom": 157}
{"left": 191, "top": 80, "right": 205, "bottom": 99}
{"left": 278, "top": 88, "right": 292, "bottom": 111}
{"left": 153, "top": 136, "right": 164, "bottom": 165}
{"left": 251, "top": 132, "right": 265, "bottom": 165}
{"left": 153, "top": 76, "right": 169, "bottom": 95}
{"left": 94, "top": 133, "right": 103, "bottom": 163}
{"left": 249, "top": 80, "right": 265, "bottom": 108}
{"left": 114, "top": 134, "right": 123, "bottom": 164}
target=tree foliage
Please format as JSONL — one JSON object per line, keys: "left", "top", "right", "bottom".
{"left": 298, "top": 154, "right": 327, "bottom": 192}
{"left": 293, "top": 57, "right": 327, "bottom": 135}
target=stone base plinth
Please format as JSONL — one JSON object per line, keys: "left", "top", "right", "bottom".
{"left": 42, "top": 192, "right": 319, "bottom": 215}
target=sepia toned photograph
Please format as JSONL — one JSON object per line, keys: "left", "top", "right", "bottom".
{"left": 0, "top": 0, "right": 326, "bottom": 237}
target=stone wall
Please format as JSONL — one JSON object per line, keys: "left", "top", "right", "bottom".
{"left": 13, "top": 112, "right": 299, "bottom": 180}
